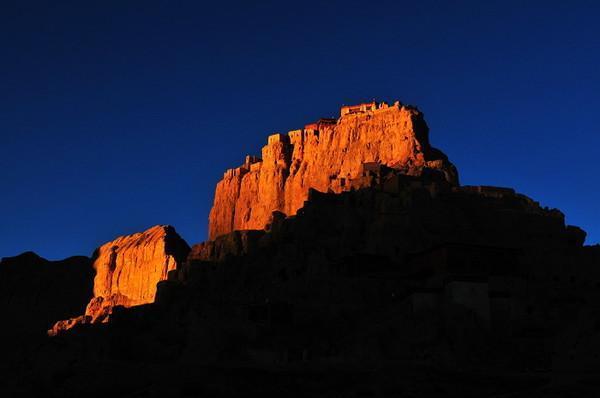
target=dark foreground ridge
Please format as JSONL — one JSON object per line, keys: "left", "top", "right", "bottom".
{"left": 2, "top": 101, "right": 599, "bottom": 397}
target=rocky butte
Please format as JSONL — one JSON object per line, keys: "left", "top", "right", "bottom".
{"left": 3, "top": 100, "right": 600, "bottom": 397}
{"left": 208, "top": 101, "right": 458, "bottom": 239}
{"left": 49, "top": 225, "right": 190, "bottom": 334}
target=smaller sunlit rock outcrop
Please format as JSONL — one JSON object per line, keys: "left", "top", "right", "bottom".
{"left": 49, "top": 225, "right": 189, "bottom": 335}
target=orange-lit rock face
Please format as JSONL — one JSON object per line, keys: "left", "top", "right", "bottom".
{"left": 49, "top": 225, "right": 189, "bottom": 334}
{"left": 85, "top": 225, "right": 190, "bottom": 322}
{"left": 208, "top": 102, "right": 458, "bottom": 239}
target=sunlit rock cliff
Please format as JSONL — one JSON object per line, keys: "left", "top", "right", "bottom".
{"left": 84, "top": 224, "right": 190, "bottom": 322}
{"left": 208, "top": 101, "right": 458, "bottom": 239}
{"left": 50, "top": 225, "right": 189, "bottom": 333}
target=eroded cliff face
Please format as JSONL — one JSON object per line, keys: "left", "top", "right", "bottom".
{"left": 208, "top": 101, "right": 458, "bottom": 239}
{"left": 50, "top": 225, "right": 190, "bottom": 333}
{"left": 85, "top": 225, "right": 190, "bottom": 322}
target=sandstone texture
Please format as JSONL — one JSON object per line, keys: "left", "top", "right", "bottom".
{"left": 85, "top": 224, "right": 190, "bottom": 322}
{"left": 208, "top": 101, "right": 458, "bottom": 239}
{"left": 49, "top": 225, "right": 190, "bottom": 333}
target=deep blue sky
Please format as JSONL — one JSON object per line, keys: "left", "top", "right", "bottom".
{"left": 1, "top": 1, "right": 599, "bottom": 260}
